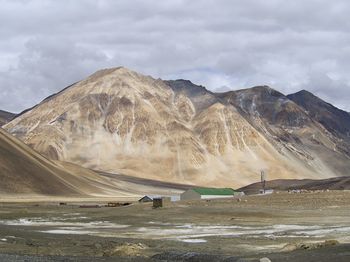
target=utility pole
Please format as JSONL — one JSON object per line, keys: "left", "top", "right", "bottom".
{"left": 261, "top": 170, "right": 266, "bottom": 194}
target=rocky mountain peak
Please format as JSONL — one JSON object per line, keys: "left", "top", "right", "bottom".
{"left": 165, "top": 79, "right": 208, "bottom": 93}
{"left": 219, "top": 85, "right": 308, "bottom": 127}
{"left": 165, "top": 79, "right": 217, "bottom": 112}
{"left": 287, "top": 90, "right": 327, "bottom": 107}
{"left": 83, "top": 66, "right": 147, "bottom": 82}
{"left": 288, "top": 90, "right": 350, "bottom": 138}
{"left": 249, "top": 85, "right": 286, "bottom": 98}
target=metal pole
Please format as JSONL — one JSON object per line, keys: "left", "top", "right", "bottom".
{"left": 263, "top": 179, "right": 266, "bottom": 194}
{"left": 261, "top": 170, "right": 266, "bottom": 194}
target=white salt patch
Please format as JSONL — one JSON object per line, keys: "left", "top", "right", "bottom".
{"left": 175, "top": 224, "right": 193, "bottom": 229}
{"left": 0, "top": 218, "right": 129, "bottom": 229}
{"left": 2, "top": 217, "right": 350, "bottom": 244}
{"left": 239, "top": 243, "right": 286, "bottom": 251}
{"left": 42, "top": 230, "right": 92, "bottom": 235}
{"left": 272, "top": 225, "right": 321, "bottom": 230}
{"left": 147, "top": 221, "right": 173, "bottom": 226}
{"left": 63, "top": 213, "right": 81, "bottom": 216}
{"left": 0, "top": 239, "right": 7, "bottom": 241}
{"left": 131, "top": 223, "right": 350, "bottom": 242}
{"left": 181, "top": 239, "right": 207, "bottom": 243}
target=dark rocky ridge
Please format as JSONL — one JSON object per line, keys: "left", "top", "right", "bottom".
{"left": 287, "top": 90, "right": 350, "bottom": 139}
{"left": 165, "top": 79, "right": 218, "bottom": 112}
{"left": 0, "top": 110, "right": 16, "bottom": 126}
{"left": 218, "top": 86, "right": 311, "bottom": 127}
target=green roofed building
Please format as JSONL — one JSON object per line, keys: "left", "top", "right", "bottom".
{"left": 180, "top": 187, "right": 241, "bottom": 200}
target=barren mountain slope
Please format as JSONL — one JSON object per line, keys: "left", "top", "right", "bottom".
{"left": 0, "top": 128, "right": 136, "bottom": 197}
{"left": 0, "top": 110, "right": 16, "bottom": 126}
{"left": 219, "top": 86, "right": 350, "bottom": 177}
{"left": 5, "top": 68, "right": 349, "bottom": 187}
{"left": 287, "top": 90, "right": 350, "bottom": 142}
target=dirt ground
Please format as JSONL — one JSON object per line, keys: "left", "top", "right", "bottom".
{"left": 0, "top": 191, "right": 349, "bottom": 261}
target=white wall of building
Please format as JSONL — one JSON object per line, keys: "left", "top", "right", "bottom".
{"left": 200, "top": 195, "right": 234, "bottom": 199}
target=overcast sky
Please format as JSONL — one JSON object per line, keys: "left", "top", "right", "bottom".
{"left": 1, "top": 0, "right": 350, "bottom": 113}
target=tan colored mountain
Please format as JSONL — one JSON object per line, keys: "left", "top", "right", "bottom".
{"left": 5, "top": 67, "right": 350, "bottom": 187}
{"left": 0, "top": 127, "right": 187, "bottom": 197}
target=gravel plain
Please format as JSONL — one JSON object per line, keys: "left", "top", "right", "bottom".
{"left": 0, "top": 191, "right": 349, "bottom": 261}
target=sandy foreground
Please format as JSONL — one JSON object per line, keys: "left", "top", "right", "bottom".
{"left": 0, "top": 191, "right": 350, "bottom": 261}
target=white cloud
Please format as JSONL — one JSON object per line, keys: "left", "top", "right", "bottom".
{"left": 1, "top": 0, "right": 350, "bottom": 112}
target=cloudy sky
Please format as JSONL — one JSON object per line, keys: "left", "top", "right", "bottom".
{"left": 1, "top": 0, "right": 350, "bottom": 113}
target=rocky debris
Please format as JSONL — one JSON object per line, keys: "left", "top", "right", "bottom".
{"left": 152, "top": 251, "right": 242, "bottom": 261}
{"left": 260, "top": 258, "right": 271, "bottom": 262}
{"left": 94, "top": 243, "right": 103, "bottom": 249}
{"left": 281, "top": 240, "right": 340, "bottom": 252}
{"left": 288, "top": 189, "right": 333, "bottom": 194}
{"left": 103, "top": 242, "right": 148, "bottom": 257}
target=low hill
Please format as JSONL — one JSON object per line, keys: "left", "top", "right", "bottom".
{"left": 239, "top": 176, "right": 350, "bottom": 194}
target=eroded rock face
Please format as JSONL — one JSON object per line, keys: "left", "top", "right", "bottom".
{"left": 288, "top": 90, "right": 350, "bottom": 138}
{"left": 287, "top": 90, "right": 350, "bottom": 158}
{"left": 5, "top": 67, "right": 350, "bottom": 187}
{"left": 220, "top": 86, "right": 350, "bottom": 179}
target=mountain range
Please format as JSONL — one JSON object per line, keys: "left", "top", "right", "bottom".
{"left": 3, "top": 67, "right": 350, "bottom": 188}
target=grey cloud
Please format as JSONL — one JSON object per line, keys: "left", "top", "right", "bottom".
{"left": 1, "top": 0, "right": 350, "bottom": 112}
{"left": 0, "top": 36, "right": 110, "bottom": 112}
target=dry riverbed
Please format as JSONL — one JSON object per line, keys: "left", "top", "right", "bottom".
{"left": 0, "top": 191, "right": 350, "bottom": 261}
